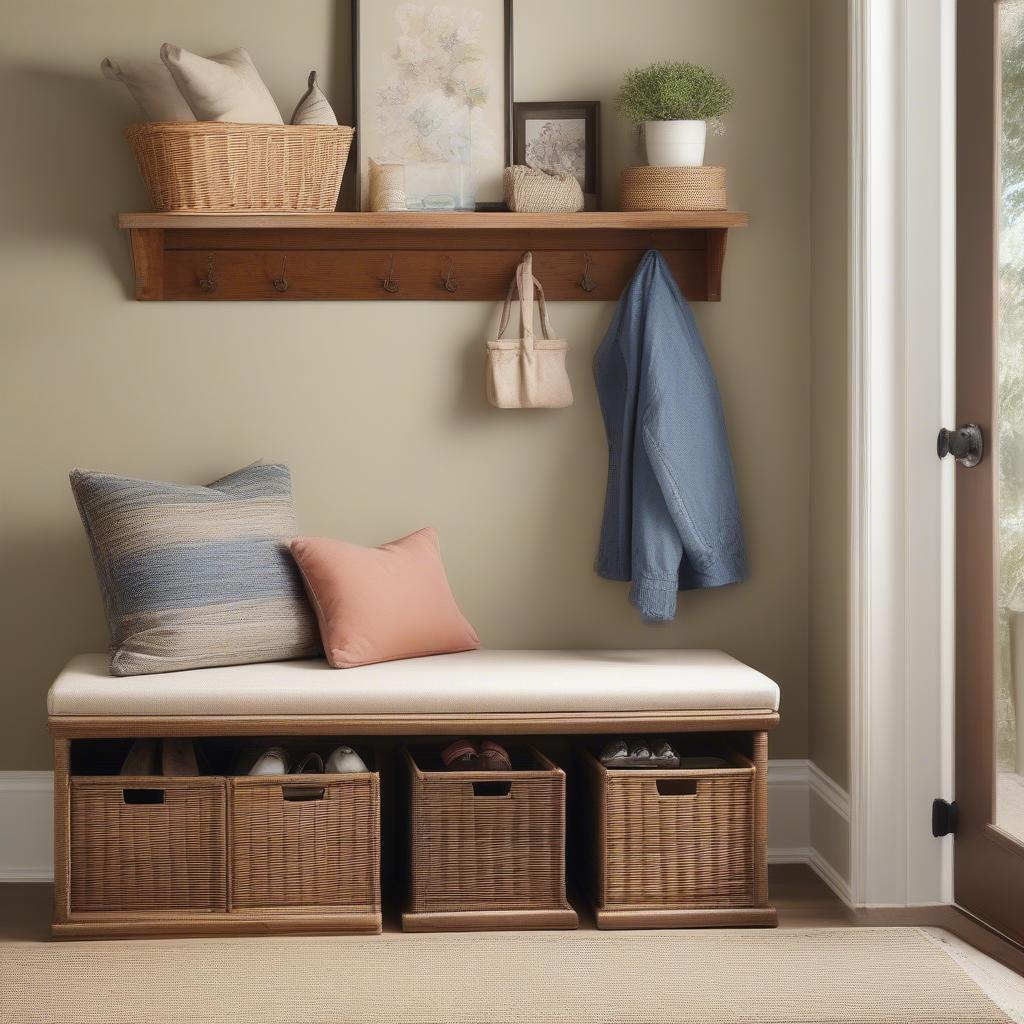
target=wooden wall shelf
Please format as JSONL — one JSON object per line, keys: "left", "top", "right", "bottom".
{"left": 117, "top": 211, "right": 749, "bottom": 302}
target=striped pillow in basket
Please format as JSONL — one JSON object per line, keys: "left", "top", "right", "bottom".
{"left": 70, "top": 463, "right": 319, "bottom": 676}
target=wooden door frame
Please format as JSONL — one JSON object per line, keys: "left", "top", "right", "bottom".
{"left": 848, "top": 0, "right": 957, "bottom": 908}
{"left": 954, "top": 0, "right": 1024, "bottom": 946}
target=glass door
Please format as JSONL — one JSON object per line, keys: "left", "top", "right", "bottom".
{"left": 955, "top": 0, "right": 1024, "bottom": 944}
{"left": 997, "top": 1, "right": 1024, "bottom": 844}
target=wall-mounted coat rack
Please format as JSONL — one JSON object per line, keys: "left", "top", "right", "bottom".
{"left": 118, "top": 211, "right": 748, "bottom": 302}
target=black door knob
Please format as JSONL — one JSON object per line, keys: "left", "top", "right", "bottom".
{"left": 937, "top": 423, "right": 984, "bottom": 467}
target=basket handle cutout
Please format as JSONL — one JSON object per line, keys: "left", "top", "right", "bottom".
{"left": 656, "top": 779, "right": 699, "bottom": 798}
{"left": 122, "top": 788, "right": 165, "bottom": 805}
{"left": 282, "top": 785, "right": 326, "bottom": 803}
{"left": 472, "top": 781, "right": 513, "bottom": 798}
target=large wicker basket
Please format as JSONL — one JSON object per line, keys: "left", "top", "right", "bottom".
{"left": 229, "top": 771, "right": 380, "bottom": 920}
{"left": 69, "top": 776, "right": 227, "bottom": 914}
{"left": 582, "top": 745, "right": 755, "bottom": 915}
{"left": 620, "top": 165, "right": 727, "bottom": 211}
{"left": 125, "top": 122, "right": 355, "bottom": 212}
{"left": 404, "top": 746, "right": 575, "bottom": 926}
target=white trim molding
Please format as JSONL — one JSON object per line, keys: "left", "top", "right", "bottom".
{"left": 0, "top": 772, "right": 53, "bottom": 882}
{"left": 849, "top": 0, "right": 956, "bottom": 908}
{"left": 2, "top": 764, "right": 850, "bottom": 896}
{"left": 769, "top": 760, "right": 853, "bottom": 905}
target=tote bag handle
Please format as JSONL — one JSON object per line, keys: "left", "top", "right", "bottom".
{"left": 496, "top": 252, "right": 555, "bottom": 358}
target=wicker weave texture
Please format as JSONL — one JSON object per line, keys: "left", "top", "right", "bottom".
{"left": 585, "top": 748, "right": 755, "bottom": 910}
{"left": 230, "top": 774, "right": 380, "bottom": 911}
{"left": 70, "top": 777, "right": 227, "bottom": 913}
{"left": 126, "top": 122, "right": 354, "bottom": 212}
{"left": 406, "top": 748, "right": 569, "bottom": 913}
{"left": 503, "top": 166, "right": 584, "bottom": 213}
{"left": 620, "top": 165, "right": 727, "bottom": 212}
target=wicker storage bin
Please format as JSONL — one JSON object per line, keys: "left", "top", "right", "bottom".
{"left": 69, "top": 776, "right": 227, "bottom": 914}
{"left": 404, "top": 747, "right": 576, "bottom": 929}
{"left": 620, "top": 165, "right": 727, "bottom": 211}
{"left": 125, "top": 122, "right": 355, "bottom": 212}
{"left": 583, "top": 746, "right": 755, "bottom": 915}
{"left": 229, "top": 772, "right": 380, "bottom": 916}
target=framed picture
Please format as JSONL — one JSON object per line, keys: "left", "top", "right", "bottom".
{"left": 353, "top": 0, "right": 513, "bottom": 211}
{"left": 513, "top": 101, "right": 601, "bottom": 210}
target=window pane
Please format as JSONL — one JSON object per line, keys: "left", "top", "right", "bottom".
{"left": 996, "top": 0, "right": 1024, "bottom": 841}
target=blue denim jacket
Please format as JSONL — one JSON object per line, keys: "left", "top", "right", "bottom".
{"left": 593, "top": 250, "right": 747, "bottom": 621}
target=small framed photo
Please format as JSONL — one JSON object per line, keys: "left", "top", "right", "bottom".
{"left": 513, "top": 101, "right": 601, "bottom": 210}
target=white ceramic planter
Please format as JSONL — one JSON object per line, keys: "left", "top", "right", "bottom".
{"left": 643, "top": 120, "right": 707, "bottom": 167}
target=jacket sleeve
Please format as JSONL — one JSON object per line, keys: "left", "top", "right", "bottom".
{"left": 632, "top": 272, "right": 747, "bottom": 619}
{"left": 629, "top": 438, "right": 687, "bottom": 621}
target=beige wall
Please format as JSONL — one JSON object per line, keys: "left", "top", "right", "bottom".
{"left": 808, "top": 0, "right": 851, "bottom": 791}
{"left": 0, "top": 0, "right": 813, "bottom": 770}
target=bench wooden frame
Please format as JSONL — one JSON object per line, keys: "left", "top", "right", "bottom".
{"left": 49, "top": 708, "right": 779, "bottom": 938}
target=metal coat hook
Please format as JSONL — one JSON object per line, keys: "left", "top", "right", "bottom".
{"left": 580, "top": 253, "right": 597, "bottom": 293}
{"left": 382, "top": 255, "right": 400, "bottom": 293}
{"left": 198, "top": 254, "right": 217, "bottom": 293}
{"left": 441, "top": 256, "right": 458, "bottom": 293}
{"left": 272, "top": 255, "right": 289, "bottom": 293}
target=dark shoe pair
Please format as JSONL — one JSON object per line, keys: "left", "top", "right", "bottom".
{"left": 440, "top": 738, "right": 512, "bottom": 771}
{"left": 120, "top": 738, "right": 199, "bottom": 777}
{"left": 600, "top": 737, "right": 680, "bottom": 769}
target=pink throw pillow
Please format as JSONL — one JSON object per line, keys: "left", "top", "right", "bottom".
{"left": 289, "top": 528, "right": 480, "bottom": 669}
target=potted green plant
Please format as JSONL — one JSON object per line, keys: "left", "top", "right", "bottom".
{"left": 617, "top": 61, "right": 735, "bottom": 167}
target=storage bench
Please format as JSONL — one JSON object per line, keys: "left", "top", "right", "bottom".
{"left": 47, "top": 648, "right": 780, "bottom": 938}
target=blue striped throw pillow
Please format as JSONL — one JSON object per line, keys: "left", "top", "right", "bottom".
{"left": 70, "top": 463, "right": 320, "bottom": 676}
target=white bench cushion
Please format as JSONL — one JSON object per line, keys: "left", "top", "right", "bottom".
{"left": 47, "top": 649, "right": 780, "bottom": 718}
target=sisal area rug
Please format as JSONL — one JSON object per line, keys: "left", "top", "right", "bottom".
{"left": 0, "top": 927, "right": 1012, "bottom": 1024}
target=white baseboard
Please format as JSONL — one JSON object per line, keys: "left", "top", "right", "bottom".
{"left": 0, "top": 762, "right": 852, "bottom": 899}
{"left": 0, "top": 772, "right": 53, "bottom": 882}
{"left": 767, "top": 760, "right": 852, "bottom": 905}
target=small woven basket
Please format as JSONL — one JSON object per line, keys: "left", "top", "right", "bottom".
{"left": 229, "top": 772, "right": 380, "bottom": 914}
{"left": 504, "top": 165, "right": 584, "bottom": 213}
{"left": 125, "top": 122, "right": 355, "bottom": 212}
{"left": 582, "top": 745, "right": 755, "bottom": 912}
{"left": 405, "top": 746, "right": 572, "bottom": 915}
{"left": 70, "top": 776, "right": 227, "bottom": 913}
{"left": 620, "top": 165, "right": 727, "bottom": 212}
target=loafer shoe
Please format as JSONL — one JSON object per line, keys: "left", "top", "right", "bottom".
{"left": 294, "top": 751, "right": 325, "bottom": 774}
{"left": 325, "top": 745, "right": 368, "bottom": 773}
{"left": 162, "top": 738, "right": 199, "bottom": 777}
{"left": 120, "top": 738, "right": 159, "bottom": 776}
{"left": 238, "top": 746, "right": 291, "bottom": 776}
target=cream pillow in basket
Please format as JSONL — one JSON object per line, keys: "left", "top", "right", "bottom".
{"left": 160, "top": 44, "right": 282, "bottom": 123}
{"left": 101, "top": 57, "right": 196, "bottom": 121}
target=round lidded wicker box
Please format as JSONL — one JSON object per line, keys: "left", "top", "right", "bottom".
{"left": 125, "top": 122, "right": 355, "bottom": 213}
{"left": 620, "top": 165, "right": 727, "bottom": 212}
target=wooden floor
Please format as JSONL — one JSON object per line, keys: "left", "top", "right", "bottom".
{"left": 0, "top": 865, "right": 836, "bottom": 942}
{"left": 0, "top": 865, "right": 1018, "bottom": 947}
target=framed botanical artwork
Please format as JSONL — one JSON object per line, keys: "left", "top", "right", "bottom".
{"left": 353, "top": 0, "right": 513, "bottom": 211}
{"left": 513, "top": 101, "right": 601, "bottom": 210}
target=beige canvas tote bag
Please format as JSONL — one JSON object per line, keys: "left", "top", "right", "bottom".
{"left": 486, "top": 253, "right": 573, "bottom": 409}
